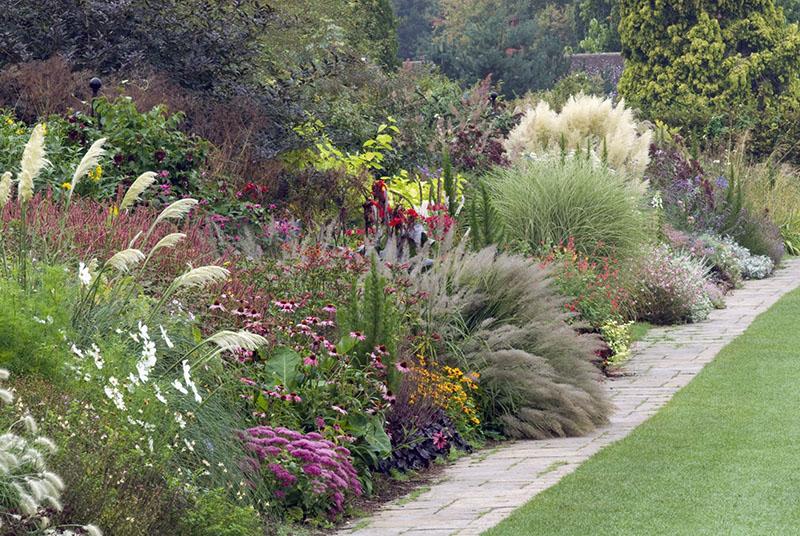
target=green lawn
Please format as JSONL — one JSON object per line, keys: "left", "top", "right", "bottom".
{"left": 485, "top": 288, "right": 800, "bottom": 536}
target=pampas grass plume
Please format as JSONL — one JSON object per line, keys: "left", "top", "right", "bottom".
{"left": 68, "top": 137, "right": 107, "bottom": 199}
{"left": 18, "top": 124, "right": 49, "bottom": 203}
{"left": 120, "top": 172, "right": 157, "bottom": 211}
{"left": 154, "top": 198, "right": 198, "bottom": 226}
{"left": 207, "top": 330, "right": 267, "bottom": 353}
{"left": 150, "top": 232, "right": 186, "bottom": 255}
{"left": 107, "top": 248, "right": 145, "bottom": 273}
{"left": 0, "top": 171, "right": 12, "bottom": 208}
{"left": 174, "top": 265, "right": 230, "bottom": 289}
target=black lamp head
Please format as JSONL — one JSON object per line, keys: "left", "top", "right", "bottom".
{"left": 89, "top": 77, "right": 102, "bottom": 97}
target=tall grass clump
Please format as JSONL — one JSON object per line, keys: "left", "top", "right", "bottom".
{"left": 482, "top": 158, "right": 652, "bottom": 259}
{"left": 414, "top": 242, "right": 610, "bottom": 439}
{"left": 505, "top": 95, "right": 652, "bottom": 178}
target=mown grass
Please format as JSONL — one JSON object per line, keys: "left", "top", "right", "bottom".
{"left": 485, "top": 287, "right": 800, "bottom": 536}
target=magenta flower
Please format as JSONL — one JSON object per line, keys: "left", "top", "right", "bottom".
{"left": 432, "top": 431, "right": 448, "bottom": 450}
{"left": 395, "top": 361, "right": 410, "bottom": 373}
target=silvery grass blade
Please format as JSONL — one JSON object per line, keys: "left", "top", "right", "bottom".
{"left": 145, "top": 198, "right": 199, "bottom": 241}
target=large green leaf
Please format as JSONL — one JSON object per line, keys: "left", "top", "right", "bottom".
{"left": 264, "top": 346, "right": 301, "bottom": 389}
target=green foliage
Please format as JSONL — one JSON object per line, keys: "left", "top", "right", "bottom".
{"left": 466, "top": 179, "right": 504, "bottom": 249}
{"left": 482, "top": 158, "right": 652, "bottom": 260}
{"left": 340, "top": 255, "right": 401, "bottom": 378}
{"left": 576, "top": 0, "right": 621, "bottom": 52}
{"left": 618, "top": 0, "right": 800, "bottom": 158}
{"left": 429, "top": 1, "right": 576, "bottom": 96}
{"left": 599, "top": 319, "right": 634, "bottom": 364}
{"left": 0, "top": 101, "right": 207, "bottom": 201}
{"left": 0, "top": 267, "right": 73, "bottom": 379}
{"left": 392, "top": 0, "right": 441, "bottom": 59}
{"left": 180, "top": 489, "right": 263, "bottom": 536}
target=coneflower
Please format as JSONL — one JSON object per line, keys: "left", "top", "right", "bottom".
{"left": 17, "top": 124, "right": 49, "bottom": 204}
{"left": 67, "top": 137, "right": 107, "bottom": 201}
{"left": 106, "top": 248, "right": 145, "bottom": 273}
{"left": 0, "top": 171, "right": 11, "bottom": 208}
{"left": 120, "top": 171, "right": 157, "bottom": 211}
{"left": 173, "top": 265, "right": 230, "bottom": 289}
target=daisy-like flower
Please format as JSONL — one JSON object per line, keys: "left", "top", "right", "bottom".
{"left": 349, "top": 331, "right": 366, "bottom": 341}
{"left": 395, "top": 361, "right": 410, "bottom": 373}
{"left": 303, "top": 354, "right": 318, "bottom": 367}
{"left": 432, "top": 430, "right": 448, "bottom": 450}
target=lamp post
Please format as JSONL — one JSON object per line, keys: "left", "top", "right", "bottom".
{"left": 89, "top": 77, "right": 102, "bottom": 122}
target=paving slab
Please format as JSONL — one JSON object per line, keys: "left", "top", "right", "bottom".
{"left": 337, "top": 258, "right": 800, "bottom": 536}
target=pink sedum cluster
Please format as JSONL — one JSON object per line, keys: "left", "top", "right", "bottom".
{"left": 241, "top": 426, "right": 362, "bottom": 515}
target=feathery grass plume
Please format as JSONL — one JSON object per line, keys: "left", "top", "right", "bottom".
{"left": 174, "top": 265, "right": 230, "bottom": 289}
{"left": 505, "top": 95, "right": 652, "bottom": 180}
{"left": 206, "top": 330, "right": 267, "bottom": 353}
{"left": 120, "top": 171, "right": 157, "bottom": 211}
{"left": 0, "top": 172, "right": 12, "bottom": 208}
{"left": 409, "top": 241, "right": 611, "bottom": 439}
{"left": 106, "top": 248, "right": 145, "bottom": 273}
{"left": 153, "top": 198, "right": 198, "bottom": 227}
{"left": 17, "top": 124, "right": 49, "bottom": 203}
{"left": 68, "top": 137, "right": 107, "bottom": 200}
{"left": 149, "top": 232, "right": 186, "bottom": 257}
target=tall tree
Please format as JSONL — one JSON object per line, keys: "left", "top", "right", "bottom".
{"left": 619, "top": 0, "right": 800, "bottom": 156}
{"left": 428, "top": 0, "right": 577, "bottom": 96}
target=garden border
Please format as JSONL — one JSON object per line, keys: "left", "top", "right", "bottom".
{"left": 338, "top": 258, "right": 800, "bottom": 536}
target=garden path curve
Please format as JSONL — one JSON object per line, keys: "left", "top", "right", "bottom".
{"left": 338, "top": 258, "right": 800, "bottom": 536}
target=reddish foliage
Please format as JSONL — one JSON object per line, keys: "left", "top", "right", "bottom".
{"left": 1, "top": 191, "right": 219, "bottom": 280}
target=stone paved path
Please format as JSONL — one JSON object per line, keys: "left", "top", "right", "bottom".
{"left": 339, "top": 258, "right": 800, "bottom": 536}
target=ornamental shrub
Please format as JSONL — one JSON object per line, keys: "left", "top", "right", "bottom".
{"left": 722, "top": 237, "right": 775, "bottom": 279}
{"left": 632, "top": 245, "right": 714, "bottom": 325}
{"left": 618, "top": 0, "right": 800, "bottom": 158}
{"left": 482, "top": 158, "right": 652, "bottom": 261}
{"left": 663, "top": 225, "right": 743, "bottom": 290}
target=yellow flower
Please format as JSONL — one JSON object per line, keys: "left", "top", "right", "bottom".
{"left": 4, "top": 117, "right": 13, "bottom": 126}
{"left": 61, "top": 182, "right": 72, "bottom": 191}
{"left": 15, "top": 128, "right": 24, "bottom": 135}
{"left": 109, "top": 204, "right": 119, "bottom": 218}
{"left": 88, "top": 164, "right": 103, "bottom": 183}
{"left": 41, "top": 123, "right": 47, "bottom": 135}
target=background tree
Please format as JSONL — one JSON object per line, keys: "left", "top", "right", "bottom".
{"left": 392, "top": 0, "right": 441, "bottom": 59}
{"left": 428, "top": 0, "right": 577, "bottom": 96}
{"left": 618, "top": 0, "right": 800, "bottom": 157}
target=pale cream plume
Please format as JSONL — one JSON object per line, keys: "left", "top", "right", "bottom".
{"left": 120, "top": 172, "right": 157, "bottom": 211}
{"left": 18, "top": 124, "right": 49, "bottom": 203}
{"left": 68, "top": 137, "right": 107, "bottom": 200}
